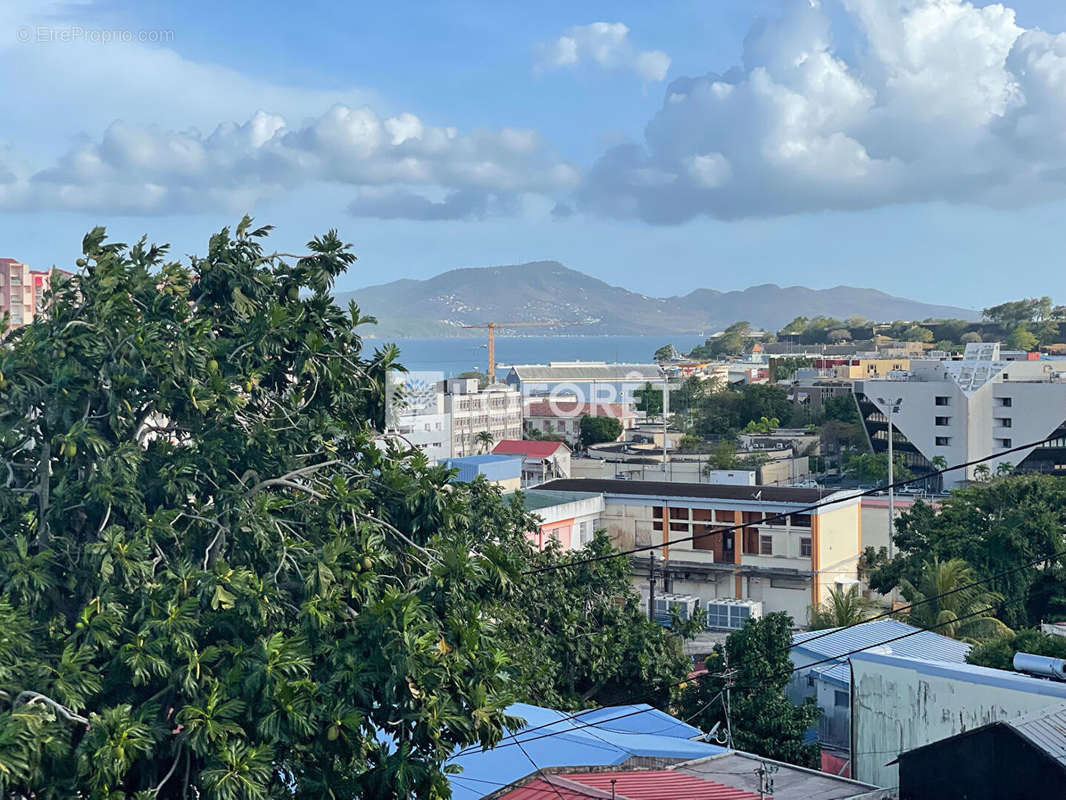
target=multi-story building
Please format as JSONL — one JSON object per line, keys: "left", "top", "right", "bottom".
{"left": 0, "top": 259, "right": 67, "bottom": 332}
{"left": 385, "top": 372, "right": 451, "bottom": 463}
{"left": 504, "top": 362, "right": 664, "bottom": 404}
{"left": 523, "top": 399, "right": 637, "bottom": 446}
{"left": 444, "top": 378, "right": 522, "bottom": 457}
{"left": 538, "top": 478, "right": 862, "bottom": 625}
{"left": 506, "top": 488, "right": 605, "bottom": 551}
{"left": 854, "top": 343, "right": 1066, "bottom": 489}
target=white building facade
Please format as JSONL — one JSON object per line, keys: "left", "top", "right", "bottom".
{"left": 854, "top": 343, "right": 1066, "bottom": 489}
{"left": 385, "top": 372, "right": 451, "bottom": 463}
{"left": 444, "top": 378, "right": 523, "bottom": 458}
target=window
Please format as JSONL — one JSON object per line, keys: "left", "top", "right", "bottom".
{"left": 770, "top": 576, "right": 808, "bottom": 590}
{"left": 998, "top": 438, "right": 1012, "bottom": 448}
{"left": 759, "top": 535, "right": 773, "bottom": 555}
{"left": 999, "top": 397, "right": 1013, "bottom": 407}
{"left": 935, "top": 416, "right": 951, "bottom": 426}
{"left": 834, "top": 690, "right": 849, "bottom": 708}
{"left": 807, "top": 675, "right": 815, "bottom": 688}
{"left": 935, "top": 436, "right": 951, "bottom": 446}
{"left": 935, "top": 396, "right": 950, "bottom": 406}
{"left": 998, "top": 418, "right": 1012, "bottom": 428}
{"left": 790, "top": 514, "right": 811, "bottom": 528}
{"left": 800, "top": 537, "right": 812, "bottom": 557}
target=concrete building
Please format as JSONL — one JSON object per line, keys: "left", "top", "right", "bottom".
{"left": 440, "top": 454, "right": 522, "bottom": 492}
{"left": 0, "top": 260, "right": 68, "bottom": 332}
{"left": 788, "top": 620, "right": 971, "bottom": 775}
{"left": 385, "top": 372, "right": 451, "bottom": 463}
{"left": 444, "top": 378, "right": 523, "bottom": 458}
{"left": 523, "top": 399, "right": 637, "bottom": 446}
{"left": 854, "top": 343, "right": 1066, "bottom": 489}
{"left": 504, "top": 362, "right": 665, "bottom": 404}
{"left": 492, "top": 440, "right": 571, "bottom": 486}
{"left": 538, "top": 478, "right": 862, "bottom": 624}
{"left": 507, "top": 488, "right": 604, "bottom": 551}
{"left": 850, "top": 650, "right": 1066, "bottom": 788}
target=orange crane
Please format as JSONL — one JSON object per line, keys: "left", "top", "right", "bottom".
{"left": 462, "top": 320, "right": 579, "bottom": 383}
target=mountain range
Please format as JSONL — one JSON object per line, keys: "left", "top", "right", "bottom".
{"left": 335, "top": 261, "right": 978, "bottom": 338}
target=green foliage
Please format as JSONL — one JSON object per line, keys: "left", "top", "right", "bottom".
{"left": 653, "top": 344, "right": 678, "bottom": 363}
{"left": 967, "top": 628, "right": 1066, "bottom": 670}
{"left": 742, "top": 416, "right": 779, "bottom": 434}
{"left": 961, "top": 331, "right": 982, "bottom": 344}
{"left": 634, "top": 382, "right": 663, "bottom": 416}
{"left": 982, "top": 297, "right": 1059, "bottom": 330}
{"left": 822, "top": 394, "right": 859, "bottom": 424}
{"left": 869, "top": 475, "right": 1066, "bottom": 629}
{"left": 902, "top": 325, "right": 934, "bottom": 343}
{"left": 679, "top": 613, "right": 821, "bottom": 767}
{"left": 689, "top": 322, "right": 753, "bottom": 358}
{"left": 0, "top": 221, "right": 531, "bottom": 799}
{"left": 899, "top": 558, "right": 1012, "bottom": 642}
{"left": 579, "top": 414, "right": 623, "bottom": 447}
{"left": 1007, "top": 325, "right": 1038, "bottom": 351}
{"left": 769, "top": 357, "right": 812, "bottom": 381}
{"left": 808, "top": 586, "right": 873, "bottom": 630}
{"left": 474, "top": 429, "right": 495, "bottom": 453}
{"left": 497, "top": 532, "right": 690, "bottom": 710}
{"left": 841, "top": 450, "right": 912, "bottom": 484}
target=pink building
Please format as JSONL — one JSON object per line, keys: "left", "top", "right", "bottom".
{"left": 0, "top": 259, "right": 71, "bottom": 332}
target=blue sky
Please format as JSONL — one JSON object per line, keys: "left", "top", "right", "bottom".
{"left": 2, "top": 0, "right": 1066, "bottom": 310}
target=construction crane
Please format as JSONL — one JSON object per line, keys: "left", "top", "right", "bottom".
{"left": 461, "top": 320, "right": 579, "bottom": 383}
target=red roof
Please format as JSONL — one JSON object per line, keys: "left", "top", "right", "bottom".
{"left": 524, "top": 400, "right": 634, "bottom": 420}
{"left": 492, "top": 439, "right": 569, "bottom": 458}
{"left": 498, "top": 771, "right": 761, "bottom": 800}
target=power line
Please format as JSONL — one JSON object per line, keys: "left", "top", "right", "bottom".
{"left": 523, "top": 433, "right": 1060, "bottom": 575}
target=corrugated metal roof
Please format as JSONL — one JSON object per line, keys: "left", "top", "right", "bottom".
{"left": 677, "top": 752, "right": 885, "bottom": 800}
{"left": 446, "top": 703, "right": 726, "bottom": 800}
{"left": 1006, "top": 701, "right": 1066, "bottom": 766}
{"left": 539, "top": 478, "right": 844, "bottom": 505}
{"left": 442, "top": 455, "right": 522, "bottom": 483}
{"left": 507, "top": 489, "right": 602, "bottom": 513}
{"left": 499, "top": 772, "right": 761, "bottom": 800}
{"left": 525, "top": 400, "right": 634, "bottom": 419}
{"left": 509, "top": 363, "right": 664, "bottom": 381}
{"left": 851, "top": 651, "right": 1066, "bottom": 699}
{"left": 792, "top": 619, "right": 972, "bottom": 679}
{"left": 493, "top": 440, "right": 570, "bottom": 458}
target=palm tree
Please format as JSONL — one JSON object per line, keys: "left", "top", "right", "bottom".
{"left": 900, "top": 557, "right": 1011, "bottom": 642}
{"left": 808, "top": 585, "right": 873, "bottom": 630}
{"left": 930, "top": 455, "right": 948, "bottom": 492}
{"left": 474, "top": 430, "right": 495, "bottom": 454}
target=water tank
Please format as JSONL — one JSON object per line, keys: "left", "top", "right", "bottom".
{"left": 1013, "top": 652, "right": 1066, "bottom": 681}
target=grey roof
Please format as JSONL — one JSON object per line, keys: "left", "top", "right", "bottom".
{"left": 1008, "top": 701, "right": 1066, "bottom": 767}
{"left": 676, "top": 752, "right": 888, "bottom": 800}
{"left": 792, "top": 619, "right": 971, "bottom": 683}
{"left": 540, "top": 477, "right": 844, "bottom": 505}
{"left": 507, "top": 363, "right": 664, "bottom": 381}
{"left": 504, "top": 489, "right": 601, "bottom": 512}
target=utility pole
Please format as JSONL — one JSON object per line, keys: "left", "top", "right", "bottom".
{"left": 754, "top": 762, "right": 777, "bottom": 799}
{"left": 722, "top": 650, "right": 735, "bottom": 750}
{"left": 648, "top": 552, "right": 657, "bottom": 623}
{"left": 661, "top": 372, "right": 670, "bottom": 480}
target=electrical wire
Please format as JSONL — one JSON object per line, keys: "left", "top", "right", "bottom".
{"left": 523, "top": 432, "right": 1061, "bottom": 575}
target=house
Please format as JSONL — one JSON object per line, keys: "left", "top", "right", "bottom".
{"left": 441, "top": 454, "right": 523, "bottom": 491}
{"left": 523, "top": 399, "right": 637, "bottom": 446}
{"left": 850, "top": 650, "right": 1066, "bottom": 788}
{"left": 444, "top": 702, "right": 727, "bottom": 800}
{"left": 537, "top": 478, "right": 863, "bottom": 625}
{"left": 492, "top": 440, "right": 571, "bottom": 487}
{"left": 444, "top": 378, "right": 523, "bottom": 458}
{"left": 504, "top": 362, "right": 665, "bottom": 405}
{"left": 896, "top": 701, "right": 1066, "bottom": 800}
{"left": 506, "top": 489, "right": 604, "bottom": 551}
{"left": 788, "top": 619, "right": 971, "bottom": 775}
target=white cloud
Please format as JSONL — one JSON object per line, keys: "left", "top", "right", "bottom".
{"left": 578, "top": 0, "right": 1066, "bottom": 223}
{"left": 537, "top": 22, "right": 671, "bottom": 82}
{"left": 0, "top": 106, "right": 578, "bottom": 216}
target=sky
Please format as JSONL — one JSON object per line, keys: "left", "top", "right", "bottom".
{"left": 3, "top": 0, "right": 1066, "bottom": 310}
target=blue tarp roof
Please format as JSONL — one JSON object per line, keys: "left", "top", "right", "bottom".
{"left": 791, "top": 619, "right": 971, "bottom": 688}
{"left": 445, "top": 702, "right": 725, "bottom": 800}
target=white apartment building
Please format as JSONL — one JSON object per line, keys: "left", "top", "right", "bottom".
{"left": 854, "top": 343, "right": 1066, "bottom": 489}
{"left": 385, "top": 372, "right": 451, "bottom": 463}
{"left": 444, "top": 378, "right": 523, "bottom": 457}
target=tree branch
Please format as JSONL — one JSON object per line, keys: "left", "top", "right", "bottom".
{"left": 14, "top": 691, "right": 89, "bottom": 725}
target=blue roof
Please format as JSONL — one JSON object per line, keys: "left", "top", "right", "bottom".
{"left": 445, "top": 454, "right": 520, "bottom": 466}
{"left": 851, "top": 651, "right": 1066, "bottom": 699}
{"left": 791, "top": 619, "right": 971, "bottom": 688}
{"left": 441, "top": 454, "right": 522, "bottom": 483}
{"left": 445, "top": 702, "right": 725, "bottom": 800}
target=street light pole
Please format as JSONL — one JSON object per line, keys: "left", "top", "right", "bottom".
{"left": 878, "top": 397, "right": 903, "bottom": 560}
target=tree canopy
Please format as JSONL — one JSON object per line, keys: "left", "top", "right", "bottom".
{"left": 579, "top": 414, "right": 624, "bottom": 447}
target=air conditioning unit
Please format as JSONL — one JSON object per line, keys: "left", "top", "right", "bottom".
{"left": 705, "top": 599, "right": 763, "bottom": 631}
{"left": 652, "top": 593, "right": 701, "bottom": 625}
